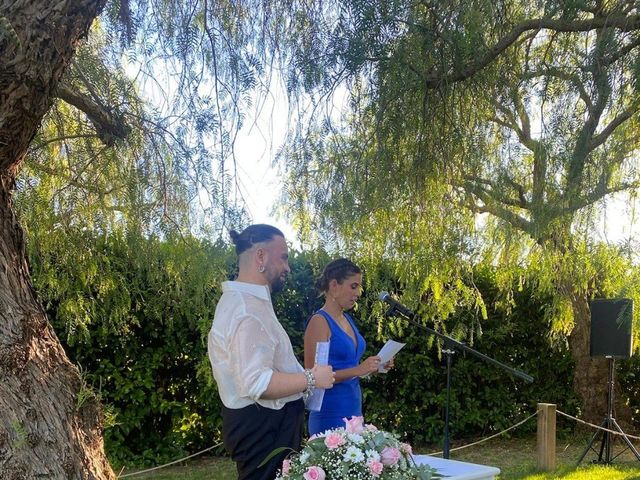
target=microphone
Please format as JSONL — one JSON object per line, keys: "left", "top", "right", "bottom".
{"left": 378, "top": 291, "right": 415, "bottom": 318}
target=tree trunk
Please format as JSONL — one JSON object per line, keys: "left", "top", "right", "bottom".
{"left": 569, "top": 293, "right": 633, "bottom": 428}
{"left": 568, "top": 294, "right": 609, "bottom": 425}
{"left": 0, "top": 1, "right": 113, "bottom": 478}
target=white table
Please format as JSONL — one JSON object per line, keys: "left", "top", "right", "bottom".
{"left": 413, "top": 455, "right": 500, "bottom": 480}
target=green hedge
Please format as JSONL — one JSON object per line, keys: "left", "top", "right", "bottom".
{"left": 29, "top": 230, "right": 232, "bottom": 466}
{"left": 25, "top": 231, "right": 636, "bottom": 466}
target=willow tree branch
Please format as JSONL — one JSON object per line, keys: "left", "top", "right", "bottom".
{"left": 465, "top": 181, "right": 534, "bottom": 235}
{"left": 424, "top": 14, "right": 640, "bottom": 88}
{"left": 32, "top": 134, "right": 99, "bottom": 150}
{"left": 597, "top": 35, "right": 640, "bottom": 69}
{"left": 488, "top": 100, "right": 539, "bottom": 153}
{"left": 524, "top": 67, "right": 593, "bottom": 111}
{"left": 55, "top": 84, "right": 130, "bottom": 147}
{"left": 30, "top": 161, "right": 120, "bottom": 196}
{"left": 463, "top": 174, "right": 529, "bottom": 209}
{"left": 568, "top": 181, "right": 640, "bottom": 213}
{"left": 589, "top": 101, "right": 640, "bottom": 151}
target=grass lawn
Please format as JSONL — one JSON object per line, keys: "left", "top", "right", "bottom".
{"left": 119, "top": 436, "right": 640, "bottom": 479}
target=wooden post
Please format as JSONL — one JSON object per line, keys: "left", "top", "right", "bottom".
{"left": 537, "top": 403, "right": 556, "bottom": 471}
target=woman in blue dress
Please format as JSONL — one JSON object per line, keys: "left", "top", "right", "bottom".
{"left": 304, "top": 258, "right": 390, "bottom": 435}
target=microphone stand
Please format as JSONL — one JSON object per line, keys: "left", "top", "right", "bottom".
{"left": 385, "top": 305, "right": 533, "bottom": 459}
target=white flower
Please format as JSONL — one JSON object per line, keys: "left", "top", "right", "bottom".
{"left": 365, "top": 449, "right": 380, "bottom": 462}
{"left": 299, "top": 451, "right": 310, "bottom": 464}
{"left": 343, "top": 446, "right": 365, "bottom": 463}
{"left": 347, "top": 433, "right": 364, "bottom": 444}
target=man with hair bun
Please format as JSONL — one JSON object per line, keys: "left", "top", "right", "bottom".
{"left": 208, "top": 224, "right": 335, "bottom": 480}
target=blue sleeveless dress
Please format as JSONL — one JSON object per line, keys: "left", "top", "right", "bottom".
{"left": 308, "top": 310, "right": 367, "bottom": 435}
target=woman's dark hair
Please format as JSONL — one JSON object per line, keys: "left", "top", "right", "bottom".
{"left": 316, "top": 258, "right": 362, "bottom": 292}
{"left": 229, "top": 224, "right": 284, "bottom": 255}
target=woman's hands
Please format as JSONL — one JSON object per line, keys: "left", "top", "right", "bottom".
{"left": 358, "top": 356, "right": 395, "bottom": 377}
{"left": 311, "top": 364, "right": 336, "bottom": 389}
{"left": 358, "top": 356, "right": 382, "bottom": 377}
{"left": 310, "top": 356, "right": 396, "bottom": 388}
{"left": 379, "top": 358, "right": 394, "bottom": 373}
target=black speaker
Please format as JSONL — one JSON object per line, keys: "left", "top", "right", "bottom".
{"left": 590, "top": 298, "right": 633, "bottom": 359}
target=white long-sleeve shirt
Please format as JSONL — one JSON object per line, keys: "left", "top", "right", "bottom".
{"left": 208, "top": 281, "right": 303, "bottom": 409}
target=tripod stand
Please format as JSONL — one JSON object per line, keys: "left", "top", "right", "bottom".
{"left": 577, "top": 356, "right": 640, "bottom": 464}
{"left": 381, "top": 295, "right": 533, "bottom": 459}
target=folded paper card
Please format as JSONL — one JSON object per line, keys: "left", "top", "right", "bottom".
{"left": 376, "top": 339, "right": 405, "bottom": 372}
{"left": 305, "top": 341, "right": 330, "bottom": 411}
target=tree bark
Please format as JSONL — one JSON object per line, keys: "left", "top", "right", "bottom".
{"left": 0, "top": 1, "right": 113, "bottom": 478}
{"left": 568, "top": 293, "right": 633, "bottom": 427}
{"left": 568, "top": 293, "right": 610, "bottom": 425}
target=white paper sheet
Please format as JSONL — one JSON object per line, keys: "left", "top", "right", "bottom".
{"left": 305, "top": 341, "right": 330, "bottom": 411}
{"left": 376, "top": 339, "right": 405, "bottom": 372}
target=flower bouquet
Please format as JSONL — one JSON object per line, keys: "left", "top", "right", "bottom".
{"left": 276, "top": 417, "right": 437, "bottom": 479}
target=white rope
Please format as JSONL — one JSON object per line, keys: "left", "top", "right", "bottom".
{"left": 117, "top": 442, "right": 224, "bottom": 478}
{"left": 114, "top": 407, "right": 640, "bottom": 476}
{"left": 115, "top": 412, "right": 539, "bottom": 475}
{"left": 556, "top": 409, "right": 640, "bottom": 441}
{"left": 425, "top": 411, "right": 538, "bottom": 457}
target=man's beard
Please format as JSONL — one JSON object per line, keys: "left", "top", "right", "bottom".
{"left": 270, "top": 275, "right": 286, "bottom": 294}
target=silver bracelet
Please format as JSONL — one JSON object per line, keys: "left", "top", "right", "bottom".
{"left": 302, "top": 368, "right": 315, "bottom": 401}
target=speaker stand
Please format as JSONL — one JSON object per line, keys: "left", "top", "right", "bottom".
{"left": 577, "top": 356, "right": 640, "bottom": 465}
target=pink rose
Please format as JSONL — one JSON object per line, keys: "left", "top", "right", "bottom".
{"left": 303, "top": 466, "right": 326, "bottom": 480}
{"left": 281, "top": 459, "right": 291, "bottom": 475}
{"left": 381, "top": 446, "right": 401, "bottom": 465}
{"left": 400, "top": 442, "right": 413, "bottom": 455}
{"left": 343, "top": 416, "right": 365, "bottom": 434}
{"left": 368, "top": 459, "right": 384, "bottom": 476}
{"left": 365, "top": 423, "right": 379, "bottom": 432}
{"left": 324, "top": 432, "right": 345, "bottom": 449}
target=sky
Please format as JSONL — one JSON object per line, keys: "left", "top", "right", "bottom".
{"left": 596, "top": 195, "right": 639, "bottom": 245}
{"left": 231, "top": 81, "right": 299, "bottom": 242}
